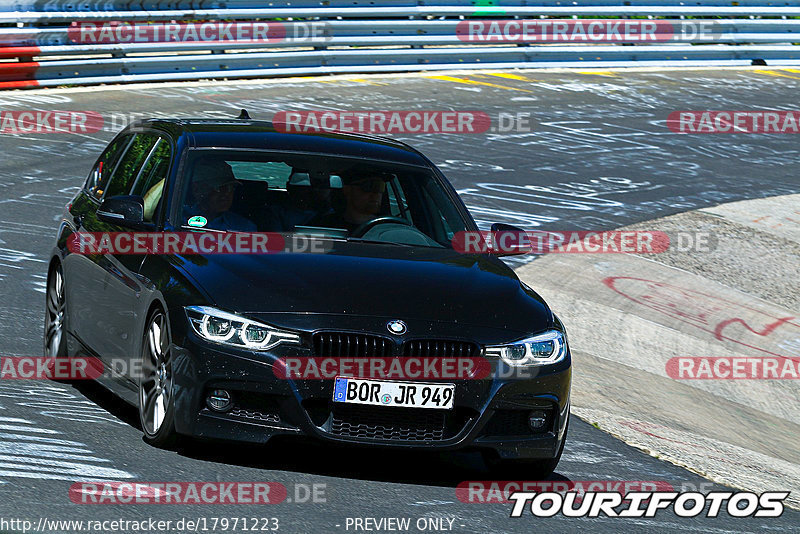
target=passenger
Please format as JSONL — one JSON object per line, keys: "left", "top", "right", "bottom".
{"left": 186, "top": 158, "right": 256, "bottom": 232}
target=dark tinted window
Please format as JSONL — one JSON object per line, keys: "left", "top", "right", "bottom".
{"left": 178, "top": 150, "right": 468, "bottom": 247}
{"left": 228, "top": 161, "right": 292, "bottom": 189}
{"left": 387, "top": 180, "right": 411, "bottom": 220}
{"left": 130, "top": 138, "right": 172, "bottom": 222}
{"left": 85, "top": 134, "right": 132, "bottom": 200}
{"left": 104, "top": 134, "right": 159, "bottom": 199}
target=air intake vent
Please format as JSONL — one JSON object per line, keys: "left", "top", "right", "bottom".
{"left": 330, "top": 404, "right": 446, "bottom": 441}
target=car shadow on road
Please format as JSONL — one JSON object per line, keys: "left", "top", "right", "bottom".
{"left": 68, "top": 379, "right": 141, "bottom": 428}
{"left": 176, "top": 437, "right": 571, "bottom": 488}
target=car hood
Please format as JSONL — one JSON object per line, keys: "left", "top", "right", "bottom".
{"left": 176, "top": 243, "right": 552, "bottom": 335}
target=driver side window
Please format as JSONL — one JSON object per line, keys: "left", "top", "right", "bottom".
{"left": 130, "top": 138, "right": 172, "bottom": 222}
{"left": 104, "top": 133, "right": 159, "bottom": 199}
{"left": 85, "top": 134, "right": 132, "bottom": 201}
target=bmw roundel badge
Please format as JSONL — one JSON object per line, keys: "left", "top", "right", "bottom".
{"left": 387, "top": 320, "right": 407, "bottom": 335}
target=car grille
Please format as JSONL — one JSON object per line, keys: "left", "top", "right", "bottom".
{"left": 330, "top": 404, "right": 447, "bottom": 441}
{"left": 313, "top": 332, "right": 394, "bottom": 358}
{"left": 313, "top": 332, "right": 479, "bottom": 360}
{"left": 403, "top": 339, "right": 479, "bottom": 358}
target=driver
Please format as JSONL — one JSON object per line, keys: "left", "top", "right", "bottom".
{"left": 186, "top": 157, "right": 256, "bottom": 232}
{"left": 312, "top": 172, "right": 389, "bottom": 232}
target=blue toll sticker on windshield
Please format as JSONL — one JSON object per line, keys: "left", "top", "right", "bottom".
{"left": 187, "top": 215, "right": 207, "bottom": 228}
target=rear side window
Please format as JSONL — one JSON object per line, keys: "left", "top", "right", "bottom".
{"left": 85, "top": 134, "right": 132, "bottom": 200}
{"left": 104, "top": 133, "right": 159, "bottom": 199}
{"left": 228, "top": 161, "right": 292, "bottom": 189}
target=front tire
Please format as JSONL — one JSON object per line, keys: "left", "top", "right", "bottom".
{"left": 44, "top": 263, "right": 67, "bottom": 360}
{"left": 139, "top": 308, "right": 178, "bottom": 448}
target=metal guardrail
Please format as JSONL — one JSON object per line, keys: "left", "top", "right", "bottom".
{"left": 4, "top": 20, "right": 800, "bottom": 50}
{"left": 2, "top": 1, "right": 800, "bottom": 88}
{"left": 4, "top": 0, "right": 800, "bottom": 10}
{"left": 6, "top": 7, "right": 800, "bottom": 23}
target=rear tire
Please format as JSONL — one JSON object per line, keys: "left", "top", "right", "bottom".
{"left": 139, "top": 308, "right": 178, "bottom": 449}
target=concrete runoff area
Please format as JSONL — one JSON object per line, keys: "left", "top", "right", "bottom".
{"left": 516, "top": 193, "right": 800, "bottom": 507}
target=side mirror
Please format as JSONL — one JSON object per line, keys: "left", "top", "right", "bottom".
{"left": 97, "top": 195, "right": 145, "bottom": 226}
{"left": 489, "top": 223, "right": 531, "bottom": 257}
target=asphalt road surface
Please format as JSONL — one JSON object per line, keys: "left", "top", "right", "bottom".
{"left": 0, "top": 68, "right": 799, "bottom": 533}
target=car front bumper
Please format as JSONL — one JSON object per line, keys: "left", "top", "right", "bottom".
{"left": 169, "top": 331, "right": 571, "bottom": 461}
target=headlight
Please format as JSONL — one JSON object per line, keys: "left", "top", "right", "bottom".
{"left": 185, "top": 306, "right": 300, "bottom": 351}
{"left": 485, "top": 330, "right": 567, "bottom": 367}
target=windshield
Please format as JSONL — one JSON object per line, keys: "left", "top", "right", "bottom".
{"left": 177, "top": 150, "right": 470, "bottom": 247}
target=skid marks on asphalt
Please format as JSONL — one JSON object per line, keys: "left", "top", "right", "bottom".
{"left": 0, "top": 416, "right": 134, "bottom": 482}
{"left": 0, "top": 381, "right": 127, "bottom": 427}
{"left": 0, "top": 382, "right": 135, "bottom": 482}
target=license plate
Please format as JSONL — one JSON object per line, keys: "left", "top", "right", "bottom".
{"left": 333, "top": 377, "right": 455, "bottom": 410}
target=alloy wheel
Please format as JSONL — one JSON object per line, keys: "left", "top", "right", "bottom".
{"left": 44, "top": 265, "right": 66, "bottom": 358}
{"left": 139, "top": 311, "right": 173, "bottom": 436}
